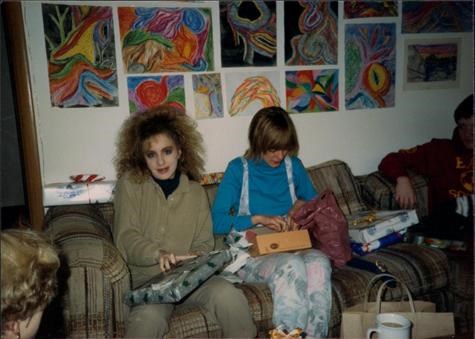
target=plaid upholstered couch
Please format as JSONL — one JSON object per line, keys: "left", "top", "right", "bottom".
{"left": 44, "top": 159, "right": 458, "bottom": 338}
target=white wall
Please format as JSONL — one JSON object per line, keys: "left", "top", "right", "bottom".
{"left": 22, "top": 1, "right": 473, "bottom": 186}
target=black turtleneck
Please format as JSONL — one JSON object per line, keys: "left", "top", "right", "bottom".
{"left": 153, "top": 171, "right": 181, "bottom": 199}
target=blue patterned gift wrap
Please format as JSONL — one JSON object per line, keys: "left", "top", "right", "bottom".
{"left": 125, "top": 250, "right": 232, "bottom": 305}
{"left": 351, "top": 230, "right": 406, "bottom": 256}
{"left": 347, "top": 210, "right": 418, "bottom": 243}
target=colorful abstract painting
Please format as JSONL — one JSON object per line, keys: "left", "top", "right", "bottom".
{"left": 42, "top": 4, "right": 118, "bottom": 108}
{"left": 127, "top": 75, "right": 185, "bottom": 114}
{"left": 344, "top": 0, "right": 398, "bottom": 18}
{"left": 404, "top": 39, "right": 460, "bottom": 90}
{"left": 225, "top": 71, "right": 281, "bottom": 116}
{"left": 285, "top": 0, "right": 337, "bottom": 65}
{"left": 402, "top": 1, "right": 472, "bottom": 33}
{"left": 220, "top": 1, "right": 276, "bottom": 67}
{"left": 118, "top": 7, "right": 214, "bottom": 73}
{"left": 345, "top": 24, "right": 396, "bottom": 110}
{"left": 192, "top": 73, "right": 224, "bottom": 119}
{"left": 286, "top": 69, "right": 339, "bottom": 113}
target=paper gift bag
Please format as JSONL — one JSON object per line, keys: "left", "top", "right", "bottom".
{"left": 341, "top": 274, "right": 455, "bottom": 339}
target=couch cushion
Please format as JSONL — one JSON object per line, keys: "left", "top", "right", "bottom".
{"left": 237, "top": 283, "right": 274, "bottom": 336}
{"left": 166, "top": 303, "right": 222, "bottom": 338}
{"left": 306, "top": 160, "right": 367, "bottom": 216}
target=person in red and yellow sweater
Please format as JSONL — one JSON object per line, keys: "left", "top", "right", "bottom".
{"left": 379, "top": 94, "right": 473, "bottom": 241}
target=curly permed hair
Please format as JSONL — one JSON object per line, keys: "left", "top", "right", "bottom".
{"left": 115, "top": 105, "right": 205, "bottom": 182}
{"left": 1, "top": 229, "right": 60, "bottom": 327}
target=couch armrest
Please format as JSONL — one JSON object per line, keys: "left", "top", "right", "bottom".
{"left": 45, "top": 205, "right": 130, "bottom": 338}
{"left": 359, "top": 171, "right": 429, "bottom": 218}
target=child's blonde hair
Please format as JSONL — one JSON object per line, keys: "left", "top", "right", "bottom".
{"left": 1, "top": 229, "right": 60, "bottom": 327}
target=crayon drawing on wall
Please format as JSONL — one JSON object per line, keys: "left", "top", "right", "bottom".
{"left": 286, "top": 69, "right": 339, "bottom": 114}
{"left": 118, "top": 6, "right": 214, "bottom": 73}
{"left": 220, "top": 1, "right": 276, "bottom": 67}
{"left": 404, "top": 39, "right": 460, "bottom": 90}
{"left": 284, "top": 0, "right": 338, "bottom": 65}
{"left": 225, "top": 71, "right": 281, "bottom": 117}
{"left": 344, "top": 0, "right": 398, "bottom": 19}
{"left": 42, "top": 4, "right": 118, "bottom": 108}
{"left": 402, "top": 1, "right": 472, "bottom": 33}
{"left": 192, "top": 73, "right": 224, "bottom": 119}
{"left": 345, "top": 23, "right": 396, "bottom": 110}
{"left": 127, "top": 75, "right": 185, "bottom": 114}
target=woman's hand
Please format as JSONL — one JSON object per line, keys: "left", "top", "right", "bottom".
{"left": 157, "top": 250, "right": 177, "bottom": 272}
{"left": 251, "top": 215, "right": 288, "bottom": 232}
{"left": 288, "top": 199, "right": 307, "bottom": 219}
{"left": 157, "top": 250, "right": 199, "bottom": 271}
{"left": 284, "top": 217, "right": 300, "bottom": 231}
{"left": 395, "top": 176, "right": 417, "bottom": 209}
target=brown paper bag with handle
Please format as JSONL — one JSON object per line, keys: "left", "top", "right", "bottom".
{"left": 341, "top": 273, "right": 455, "bottom": 339}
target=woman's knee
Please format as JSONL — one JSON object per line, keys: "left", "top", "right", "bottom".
{"left": 205, "top": 276, "right": 248, "bottom": 304}
{"left": 275, "top": 253, "right": 307, "bottom": 275}
{"left": 302, "top": 249, "right": 331, "bottom": 269}
{"left": 126, "top": 304, "right": 173, "bottom": 338}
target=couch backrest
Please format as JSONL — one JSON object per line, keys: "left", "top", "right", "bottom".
{"left": 305, "top": 160, "right": 367, "bottom": 216}
{"left": 202, "top": 159, "right": 367, "bottom": 217}
{"left": 58, "top": 159, "right": 366, "bottom": 230}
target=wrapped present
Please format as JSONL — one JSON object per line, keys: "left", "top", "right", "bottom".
{"left": 347, "top": 210, "right": 418, "bottom": 244}
{"left": 351, "top": 230, "right": 407, "bottom": 256}
{"left": 246, "top": 228, "right": 312, "bottom": 257}
{"left": 125, "top": 250, "right": 232, "bottom": 305}
{"left": 43, "top": 181, "right": 115, "bottom": 206}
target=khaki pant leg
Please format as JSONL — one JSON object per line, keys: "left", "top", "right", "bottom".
{"left": 186, "top": 276, "right": 257, "bottom": 338}
{"left": 125, "top": 303, "right": 174, "bottom": 338}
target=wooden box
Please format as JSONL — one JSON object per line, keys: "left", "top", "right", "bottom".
{"left": 246, "top": 228, "right": 312, "bottom": 257}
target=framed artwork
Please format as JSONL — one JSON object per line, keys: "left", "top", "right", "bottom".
{"left": 345, "top": 23, "right": 396, "bottom": 110}
{"left": 286, "top": 69, "right": 339, "bottom": 113}
{"left": 42, "top": 4, "right": 118, "bottom": 108}
{"left": 192, "top": 73, "right": 224, "bottom": 119}
{"left": 224, "top": 71, "right": 281, "bottom": 116}
{"left": 344, "top": 0, "right": 398, "bottom": 18}
{"left": 118, "top": 6, "right": 214, "bottom": 73}
{"left": 404, "top": 38, "right": 460, "bottom": 90}
{"left": 284, "top": 0, "right": 338, "bottom": 65}
{"left": 127, "top": 75, "right": 185, "bottom": 114}
{"left": 220, "top": 1, "right": 276, "bottom": 67}
{"left": 402, "top": 1, "right": 472, "bottom": 33}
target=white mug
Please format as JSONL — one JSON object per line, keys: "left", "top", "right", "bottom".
{"left": 367, "top": 313, "right": 411, "bottom": 339}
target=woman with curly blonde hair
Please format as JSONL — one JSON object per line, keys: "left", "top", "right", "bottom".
{"left": 1, "top": 229, "right": 60, "bottom": 339}
{"left": 113, "top": 105, "right": 256, "bottom": 338}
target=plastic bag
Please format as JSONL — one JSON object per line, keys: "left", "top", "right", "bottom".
{"left": 293, "top": 190, "right": 352, "bottom": 267}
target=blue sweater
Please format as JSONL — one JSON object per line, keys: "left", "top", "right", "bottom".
{"left": 211, "top": 156, "right": 317, "bottom": 234}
